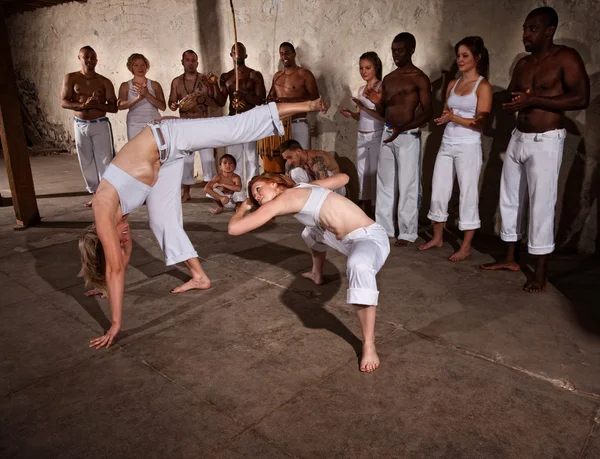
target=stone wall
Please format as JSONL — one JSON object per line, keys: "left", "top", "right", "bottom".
{"left": 6, "top": 0, "right": 600, "bottom": 252}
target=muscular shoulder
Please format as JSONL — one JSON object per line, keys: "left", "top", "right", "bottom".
{"left": 272, "top": 70, "right": 284, "bottom": 80}
{"left": 171, "top": 74, "right": 183, "bottom": 85}
{"left": 248, "top": 68, "right": 263, "bottom": 79}
{"left": 298, "top": 67, "right": 316, "bottom": 79}
{"left": 414, "top": 68, "right": 431, "bottom": 85}
{"left": 554, "top": 45, "right": 585, "bottom": 64}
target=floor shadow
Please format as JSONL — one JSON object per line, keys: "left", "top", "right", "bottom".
{"left": 35, "top": 191, "right": 89, "bottom": 199}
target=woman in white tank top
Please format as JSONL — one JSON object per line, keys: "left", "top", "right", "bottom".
{"left": 117, "top": 53, "right": 166, "bottom": 141}
{"left": 419, "top": 36, "right": 492, "bottom": 261}
{"left": 339, "top": 52, "right": 385, "bottom": 218}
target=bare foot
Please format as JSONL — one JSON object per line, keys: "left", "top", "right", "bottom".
{"left": 394, "top": 239, "right": 412, "bottom": 248}
{"left": 210, "top": 206, "right": 223, "bottom": 215}
{"left": 301, "top": 271, "right": 324, "bottom": 285}
{"left": 181, "top": 193, "right": 191, "bottom": 203}
{"left": 360, "top": 342, "right": 380, "bottom": 372}
{"left": 308, "top": 97, "right": 328, "bottom": 114}
{"left": 170, "top": 276, "right": 211, "bottom": 294}
{"left": 84, "top": 288, "right": 106, "bottom": 299}
{"left": 449, "top": 248, "right": 471, "bottom": 262}
{"left": 523, "top": 279, "right": 546, "bottom": 293}
{"left": 418, "top": 239, "right": 443, "bottom": 251}
{"left": 480, "top": 261, "right": 520, "bottom": 271}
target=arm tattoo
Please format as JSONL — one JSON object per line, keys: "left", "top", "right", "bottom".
{"left": 311, "top": 156, "right": 328, "bottom": 180}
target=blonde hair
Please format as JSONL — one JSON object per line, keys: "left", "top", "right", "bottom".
{"left": 78, "top": 224, "right": 108, "bottom": 295}
{"left": 248, "top": 172, "right": 296, "bottom": 207}
{"left": 126, "top": 53, "right": 150, "bottom": 73}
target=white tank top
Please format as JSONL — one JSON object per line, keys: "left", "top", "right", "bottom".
{"left": 294, "top": 183, "right": 331, "bottom": 228}
{"left": 443, "top": 76, "right": 484, "bottom": 141}
{"left": 357, "top": 82, "right": 384, "bottom": 132}
{"left": 126, "top": 79, "right": 160, "bottom": 125}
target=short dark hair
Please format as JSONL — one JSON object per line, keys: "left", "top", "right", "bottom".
{"left": 528, "top": 6, "right": 559, "bottom": 28}
{"left": 219, "top": 153, "right": 237, "bottom": 167}
{"left": 79, "top": 45, "right": 95, "bottom": 54}
{"left": 279, "top": 42, "right": 296, "bottom": 53}
{"left": 182, "top": 49, "right": 198, "bottom": 60}
{"left": 393, "top": 33, "right": 416, "bottom": 50}
{"left": 279, "top": 139, "right": 302, "bottom": 153}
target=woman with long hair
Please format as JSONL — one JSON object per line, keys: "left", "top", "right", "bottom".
{"left": 228, "top": 172, "right": 390, "bottom": 372}
{"left": 117, "top": 53, "right": 166, "bottom": 140}
{"left": 340, "top": 52, "right": 385, "bottom": 217}
{"left": 419, "top": 36, "right": 492, "bottom": 261}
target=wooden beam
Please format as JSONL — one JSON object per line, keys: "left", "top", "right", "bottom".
{"left": 0, "top": 15, "right": 41, "bottom": 227}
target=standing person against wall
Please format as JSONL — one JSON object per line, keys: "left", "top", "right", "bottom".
{"left": 419, "top": 37, "right": 492, "bottom": 261}
{"left": 117, "top": 53, "right": 166, "bottom": 141}
{"left": 61, "top": 46, "right": 118, "bottom": 207}
{"left": 340, "top": 51, "right": 385, "bottom": 218}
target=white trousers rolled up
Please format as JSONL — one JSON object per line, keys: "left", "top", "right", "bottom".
{"left": 427, "top": 137, "right": 482, "bottom": 231}
{"left": 291, "top": 118, "right": 310, "bottom": 149}
{"left": 500, "top": 128, "right": 565, "bottom": 255}
{"left": 182, "top": 149, "right": 216, "bottom": 185}
{"left": 301, "top": 223, "right": 390, "bottom": 305}
{"left": 206, "top": 187, "right": 245, "bottom": 210}
{"left": 227, "top": 141, "right": 258, "bottom": 190}
{"left": 375, "top": 128, "right": 422, "bottom": 242}
{"left": 290, "top": 168, "right": 346, "bottom": 196}
{"left": 356, "top": 130, "right": 383, "bottom": 201}
{"left": 73, "top": 117, "right": 114, "bottom": 193}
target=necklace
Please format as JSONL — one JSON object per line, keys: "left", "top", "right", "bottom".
{"left": 183, "top": 73, "right": 199, "bottom": 95}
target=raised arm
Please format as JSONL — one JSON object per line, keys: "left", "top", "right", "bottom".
{"left": 228, "top": 198, "right": 287, "bottom": 236}
{"left": 310, "top": 173, "right": 349, "bottom": 191}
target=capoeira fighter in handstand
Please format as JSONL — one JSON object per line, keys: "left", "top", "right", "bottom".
{"left": 78, "top": 99, "right": 327, "bottom": 349}
{"left": 228, "top": 172, "right": 390, "bottom": 372}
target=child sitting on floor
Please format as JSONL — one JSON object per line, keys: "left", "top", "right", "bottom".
{"left": 204, "top": 154, "right": 245, "bottom": 214}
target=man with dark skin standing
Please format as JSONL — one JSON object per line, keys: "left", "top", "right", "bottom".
{"left": 363, "top": 33, "right": 433, "bottom": 247}
{"left": 214, "top": 43, "right": 266, "bottom": 192}
{"left": 267, "top": 42, "right": 320, "bottom": 149}
{"left": 61, "top": 46, "right": 117, "bottom": 207}
{"left": 168, "top": 50, "right": 219, "bottom": 202}
{"left": 481, "top": 6, "right": 590, "bottom": 293}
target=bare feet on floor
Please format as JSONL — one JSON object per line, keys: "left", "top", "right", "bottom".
{"left": 210, "top": 206, "right": 223, "bottom": 215}
{"left": 418, "top": 239, "right": 443, "bottom": 251}
{"left": 449, "top": 247, "right": 471, "bottom": 262}
{"left": 301, "top": 271, "right": 324, "bottom": 285}
{"left": 480, "top": 260, "right": 520, "bottom": 271}
{"left": 394, "top": 239, "right": 412, "bottom": 248}
{"left": 181, "top": 193, "right": 191, "bottom": 203}
{"left": 523, "top": 279, "right": 546, "bottom": 293}
{"left": 360, "top": 342, "right": 379, "bottom": 372}
{"left": 170, "top": 276, "right": 211, "bottom": 294}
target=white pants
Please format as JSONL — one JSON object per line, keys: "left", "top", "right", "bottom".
{"left": 356, "top": 130, "right": 383, "bottom": 201}
{"left": 500, "top": 128, "right": 565, "bottom": 255}
{"left": 182, "top": 149, "right": 216, "bottom": 184}
{"left": 302, "top": 223, "right": 390, "bottom": 305}
{"left": 428, "top": 138, "right": 482, "bottom": 231}
{"left": 291, "top": 118, "right": 310, "bottom": 149}
{"left": 290, "top": 168, "right": 346, "bottom": 196}
{"left": 206, "top": 187, "right": 245, "bottom": 210}
{"left": 127, "top": 122, "right": 148, "bottom": 141}
{"left": 227, "top": 142, "right": 258, "bottom": 189}
{"left": 73, "top": 117, "right": 114, "bottom": 193}
{"left": 375, "top": 128, "right": 422, "bottom": 242}
{"left": 146, "top": 103, "right": 284, "bottom": 264}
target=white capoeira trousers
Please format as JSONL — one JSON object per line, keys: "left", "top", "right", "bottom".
{"left": 206, "top": 187, "right": 245, "bottom": 210}
{"left": 182, "top": 149, "right": 216, "bottom": 184}
{"left": 375, "top": 128, "right": 422, "bottom": 242}
{"left": 428, "top": 138, "right": 482, "bottom": 231}
{"left": 302, "top": 223, "right": 390, "bottom": 305}
{"left": 500, "top": 128, "right": 566, "bottom": 255}
{"left": 227, "top": 142, "right": 259, "bottom": 187}
{"left": 291, "top": 118, "right": 311, "bottom": 149}
{"left": 73, "top": 117, "right": 114, "bottom": 193}
{"left": 290, "top": 168, "right": 346, "bottom": 196}
{"left": 356, "top": 130, "right": 383, "bottom": 201}
{"left": 146, "top": 102, "right": 284, "bottom": 264}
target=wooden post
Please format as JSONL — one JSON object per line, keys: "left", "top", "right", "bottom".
{"left": 0, "top": 14, "right": 41, "bottom": 227}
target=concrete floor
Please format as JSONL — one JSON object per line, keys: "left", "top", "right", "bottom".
{"left": 1, "top": 155, "right": 599, "bottom": 459}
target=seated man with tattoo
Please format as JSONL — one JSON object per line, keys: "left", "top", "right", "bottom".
{"left": 280, "top": 139, "right": 346, "bottom": 196}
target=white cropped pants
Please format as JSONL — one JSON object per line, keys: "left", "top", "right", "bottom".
{"left": 227, "top": 141, "right": 259, "bottom": 191}
{"left": 182, "top": 149, "right": 216, "bottom": 184}
{"left": 356, "top": 130, "right": 383, "bottom": 201}
{"left": 73, "top": 117, "right": 114, "bottom": 193}
{"left": 427, "top": 137, "right": 482, "bottom": 231}
{"left": 500, "top": 128, "right": 565, "bottom": 255}
{"left": 291, "top": 118, "right": 310, "bottom": 149}
{"left": 302, "top": 223, "right": 390, "bottom": 306}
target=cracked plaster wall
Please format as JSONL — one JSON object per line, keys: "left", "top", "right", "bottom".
{"left": 6, "top": 0, "right": 600, "bottom": 252}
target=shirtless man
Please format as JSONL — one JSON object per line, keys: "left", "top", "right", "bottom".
{"left": 168, "top": 49, "right": 219, "bottom": 202}
{"left": 61, "top": 46, "right": 117, "bottom": 206}
{"left": 280, "top": 139, "right": 346, "bottom": 196}
{"left": 215, "top": 43, "right": 266, "bottom": 191}
{"left": 267, "top": 42, "right": 320, "bottom": 149}
{"left": 365, "top": 33, "right": 433, "bottom": 247}
{"left": 481, "top": 7, "right": 590, "bottom": 293}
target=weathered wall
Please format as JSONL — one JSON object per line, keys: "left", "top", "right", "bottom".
{"left": 6, "top": 0, "right": 600, "bottom": 253}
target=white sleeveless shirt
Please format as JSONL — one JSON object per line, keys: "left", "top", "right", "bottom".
{"left": 357, "top": 82, "right": 384, "bottom": 132}
{"left": 126, "top": 79, "right": 160, "bottom": 125}
{"left": 443, "top": 76, "right": 484, "bottom": 141}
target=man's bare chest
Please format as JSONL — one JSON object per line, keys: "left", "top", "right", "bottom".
{"left": 74, "top": 78, "right": 104, "bottom": 96}
{"left": 517, "top": 59, "right": 562, "bottom": 92}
